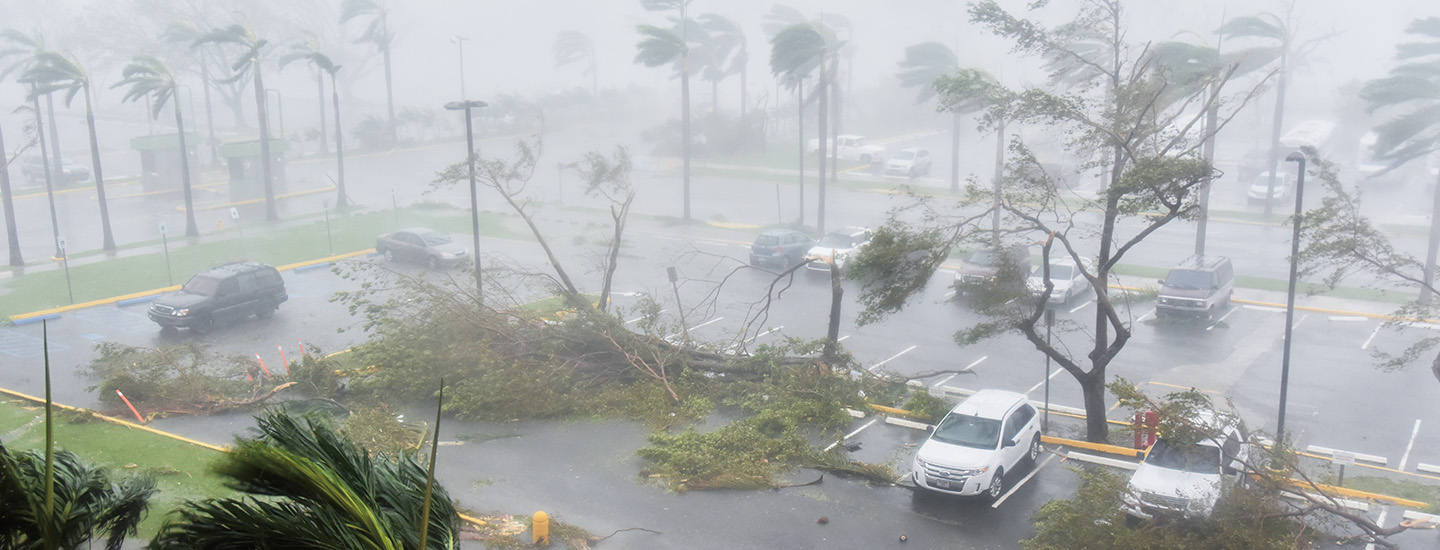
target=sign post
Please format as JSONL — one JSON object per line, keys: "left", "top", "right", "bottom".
{"left": 1333, "top": 450, "right": 1356, "bottom": 486}
{"left": 230, "top": 207, "right": 242, "bottom": 238}
{"left": 57, "top": 237, "right": 73, "bottom": 304}
{"left": 159, "top": 222, "right": 173, "bottom": 286}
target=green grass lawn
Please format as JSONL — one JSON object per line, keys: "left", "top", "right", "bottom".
{"left": 0, "top": 398, "right": 233, "bottom": 539}
{"left": 1, "top": 205, "right": 522, "bottom": 319}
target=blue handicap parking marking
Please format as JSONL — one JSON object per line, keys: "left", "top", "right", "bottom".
{"left": 72, "top": 307, "right": 152, "bottom": 334}
{"left": 0, "top": 329, "right": 69, "bottom": 358}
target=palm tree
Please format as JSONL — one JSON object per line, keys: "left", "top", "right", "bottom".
{"left": 1362, "top": 17, "right": 1440, "bottom": 302}
{"left": 634, "top": 0, "right": 696, "bottom": 221}
{"left": 162, "top": 21, "right": 223, "bottom": 165}
{"left": 897, "top": 42, "right": 967, "bottom": 193}
{"left": 771, "top": 21, "right": 839, "bottom": 234}
{"left": 1217, "top": 6, "right": 1328, "bottom": 217}
{"left": 285, "top": 33, "right": 330, "bottom": 155}
{"left": 553, "top": 30, "right": 597, "bottom": 96}
{"left": 150, "top": 411, "right": 461, "bottom": 549}
{"left": 934, "top": 68, "right": 1009, "bottom": 240}
{"left": 24, "top": 51, "right": 118, "bottom": 252}
{"left": 113, "top": 55, "right": 200, "bottom": 238}
{"left": 341, "top": 0, "right": 397, "bottom": 145}
{"left": 0, "top": 29, "right": 65, "bottom": 195}
{"left": 192, "top": 23, "right": 279, "bottom": 221}
{"left": 1, "top": 123, "right": 20, "bottom": 266}
{"left": 0, "top": 323, "right": 156, "bottom": 550}
{"left": 279, "top": 48, "right": 348, "bottom": 208}
{"left": 697, "top": 14, "right": 745, "bottom": 117}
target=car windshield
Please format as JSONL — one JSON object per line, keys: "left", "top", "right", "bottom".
{"left": 931, "top": 413, "right": 1001, "bottom": 449}
{"left": 894, "top": 150, "right": 916, "bottom": 160}
{"left": 818, "top": 234, "right": 856, "bottom": 248}
{"left": 182, "top": 275, "right": 222, "bottom": 296}
{"left": 417, "top": 231, "right": 451, "bottom": 246}
{"left": 1165, "top": 268, "right": 1212, "bottom": 290}
{"left": 1034, "top": 264, "right": 1075, "bottom": 280}
{"left": 1144, "top": 438, "right": 1222, "bottom": 474}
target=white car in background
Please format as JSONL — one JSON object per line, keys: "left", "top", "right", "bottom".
{"left": 808, "top": 134, "right": 887, "bottom": 164}
{"left": 911, "top": 389, "right": 1042, "bottom": 500}
{"left": 1027, "top": 256, "right": 1094, "bottom": 304}
{"left": 805, "top": 227, "right": 873, "bottom": 272}
{"left": 885, "top": 148, "right": 932, "bottom": 178}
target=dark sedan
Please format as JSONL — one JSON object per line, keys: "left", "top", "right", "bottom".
{"left": 376, "top": 228, "right": 469, "bottom": 269}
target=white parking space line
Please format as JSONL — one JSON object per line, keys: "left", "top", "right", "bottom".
{"left": 1068, "top": 300, "right": 1093, "bottom": 314}
{"left": 1290, "top": 314, "right": 1309, "bottom": 330}
{"left": 838, "top": 334, "right": 851, "bottom": 342}
{"left": 1026, "top": 367, "right": 1066, "bottom": 394}
{"left": 1400, "top": 419, "right": 1422, "bottom": 470}
{"left": 943, "top": 290, "right": 956, "bottom": 300}
{"left": 992, "top": 452, "right": 1056, "bottom": 508}
{"left": 626, "top": 309, "right": 667, "bottom": 324}
{"left": 1400, "top": 321, "right": 1440, "bottom": 331}
{"left": 931, "top": 373, "right": 958, "bottom": 389}
{"left": 1136, "top": 309, "right": 1155, "bottom": 322}
{"left": 665, "top": 316, "right": 724, "bottom": 340}
{"left": 1206, "top": 306, "right": 1238, "bottom": 331}
{"left": 1361, "top": 324, "right": 1382, "bottom": 350}
{"left": 823, "top": 418, "right": 878, "bottom": 452}
{"left": 868, "top": 345, "right": 918, "bottom": 373}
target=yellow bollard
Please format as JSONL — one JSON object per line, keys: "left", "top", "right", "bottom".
{"left": 532, "top": 510, "right": 549, "bottom": 545}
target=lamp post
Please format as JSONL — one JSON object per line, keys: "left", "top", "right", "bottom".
{"left": 1277, "top": 150, "right": 1306, "bottom": 442}
{"left": 445, "top": 99, "right": 488, "bottom": 304}
{"left": 451, "top": 36, "right": 468, "bottom": 100}
{"left": 795, "top": 74, "right": 807, "bottom": 228}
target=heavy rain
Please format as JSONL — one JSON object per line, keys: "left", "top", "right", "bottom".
{"left": 2, "top": 0, "right": 1440, "bottom": 548}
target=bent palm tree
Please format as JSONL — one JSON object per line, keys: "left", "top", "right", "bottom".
{"left": 1363, "top": 17, "right": 1440, "bottom": 302}
{"left": 1, "top": 123, "right": 20, "bottom": 266}
{"left": 162, "top": 21, "right": 223, "bottom": 164}
{"left": 24, "top": 51, "right": 117, "bottom": 251}
{"left": 341, "top": 0, "right": 396, "bottom": 145}
{"left": 935, "top": 68, "right": 1010, "bottom": 240}
{"left": 114, "top": 55, "right": 200, "bottom": 237}
{"left": 192, "top": 23, "right": 279, "bottom": 221}
{"left": 0, "top": 29, "right": 65, "bottom": 198}
{"left": 553, "top": 30, "right": 597, "bottom": 95}
{"left": 699, "top": 14, "right": 748, "bottom": 118}
{"left": 771, "top": 21, "right": 839, "bottom": 233}
{"left": 634, "top": 9, "right": 696, "bottom": 221}
{"left": 897, "top": 42, "right": 966, "bottom": 192}
{"left": 151, "top": 411, "right": 460, "bottom": 549}
{"left": 279, "top": 48, "right": 347, "bottom": 208}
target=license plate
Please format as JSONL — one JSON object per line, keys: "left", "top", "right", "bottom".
{"left": 930, "top": 477, "right": 953, "bottom": 489}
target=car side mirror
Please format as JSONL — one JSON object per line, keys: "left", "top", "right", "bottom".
{"left": 925, "top": 425, "right": 935, "bottom": 433}
{"left": 1157, "top": 279, "right": 1165, "bottom": 286}
{"left": 1003, "top": 437, "right": 1018, "bottom": 448}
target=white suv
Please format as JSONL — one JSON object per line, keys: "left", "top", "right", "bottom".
{"left": 912, "top": 389, "right": 1042, "bottom": 500}
{"left": 1122, "top": 414, "right": 1249, "bottom": 520}
{"left": 805, "top": 227, "right": 873, "bottom": 272}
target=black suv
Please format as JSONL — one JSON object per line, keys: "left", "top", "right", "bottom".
{"left": 149, "top": 262, "right": 288, "bottom": 332}
{"left": 1156, "top": 255, "right": 1234, "bottom": 319}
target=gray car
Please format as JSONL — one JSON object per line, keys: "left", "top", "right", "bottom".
{"left": 376, "top": 228, "right": 469, "bottom": 269}
{"left": 749, "top": 228, "right": 813, "bottom": 269}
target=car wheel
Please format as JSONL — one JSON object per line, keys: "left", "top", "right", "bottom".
{"left": 986, "top": 468, "right": 1005, "bottom": 501}
{"left": 190, "top": 316, "right": 214, "bottom": 334}
{"left": 860, "top": 154, "right": 872, "bottom": 164}
{"left": 255, "top": 299, "right": 276, "bottom": 319}
{"left": 158, "top": 324, "right": 178, "bottom": 335}
{"left": 1027, "top": 434, "right": 1042, "bottom": 465}
{"left": 382, "top": 249, "right": 395, "bottom": 262}
{"left": 908, "top": 167, "right": 917, "bottom": 179}
{"left": 428, "top": 256, "right": 442, "bottom": 270}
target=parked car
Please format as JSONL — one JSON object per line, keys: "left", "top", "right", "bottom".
{"left": 912, "top": 389, "right": 1042, "bottom": 500}
{"left": 1236, "top": 148, "right": 1270, "bottom": 183}
{"left": 885, "top": 148, "right": 932, "bottom": 178}
{"left": 805, "top": 227, "right": 873, "bottom": 272}
{"left": 376, "top": 228, "right": 469, "bottom": 268}
{"left": 1247, "top": 171, "right": 1296, "bottom": 204}
{"left": 955, "top": 244, "right": 1031, "bottom": 288}
{"left": 148, "top": 262, "right": 288, "bottom": 332}
{"left": 1027, "top": 256, "right": 1094, "bottom": 305}
{"left": 19, "top": 154, "right": 90, "bottom": 187}
{"left": 807, "top": 134, "right": 887, "bottom": 164}
{"left": 1156, "top": 255, "right": 1234, "bottom": 319}
{"left": 749, "top": 228, "right": 814, "bottom": 269}
{"left": 1122, "top": 412, "right": 1250, "bottom": 520}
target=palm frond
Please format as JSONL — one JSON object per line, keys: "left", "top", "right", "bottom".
{"left": 553, "top": 30, "right": 593, "bottom": 69}
{"left": 1217, "top": 13, "right": 1287, "bottom": 42}
{"left": 762, "top": 4, "right": 806, "bottom": 37}
{"left": 897, "top": 42, "right": 957, "bottom": 103}
{"left": 634, "top": 24, "right": 685, "bottom": 68}
{"left": 768, "top": 23, "right": 826, "bottom": 80}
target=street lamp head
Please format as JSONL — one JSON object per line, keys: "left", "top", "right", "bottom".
{"left": 451, "top": 35, "right": 466, "bottom": 44}
{"left": 444, "top": 100, "right": 488, "bottom": 111}
{"left": 1285, "top": 151, "right": 1305, "bottom": 163}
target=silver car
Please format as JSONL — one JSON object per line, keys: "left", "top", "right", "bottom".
{"left": 376, "top": 228, "right": 469, "bottom": 269}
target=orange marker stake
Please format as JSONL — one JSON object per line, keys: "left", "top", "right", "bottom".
{"left": 278, "top": 345, "right": 290, "bottom": 374}
{"left": 115, "top": 390, "right": 144, "bottom": 423}
{"left": 244, "top": 368, "right": 254, "bottom": 382}
{"left": 255, "top": 354, "right": 272, "bottom": 377}
{"left": 297, "top": 339, "right": 307, "bottom": 357}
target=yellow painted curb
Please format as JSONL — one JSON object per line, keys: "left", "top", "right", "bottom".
{"left": 867, "top": 403, "right": 913, "bottom": 416}
{"left": 191, "top": 185, "right": 337, "bottom": 212}
{"left": 1041, "top": 434, "right": 1145, "bottom": 459}
{"left": 706, "top": 220, "right": 760, "bottom": 230}
{"left": 1285, "top": 478, "right": 1430, "bottom": 509}
{"left": 0, "top": 386, "right": 229, "bottom": 453}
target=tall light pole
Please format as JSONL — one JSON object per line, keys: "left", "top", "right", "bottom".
{"left": 445, "top": 99, "right": 488, "bottom": 304}
{"left": 1277, "top": 150, "right": 1306, "bottom": 442}
{"left": 795, "top": 74, "right": 807, "bottom": 228}
{"left": 451, "top": 36, "right": 468, "bottom": 101}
